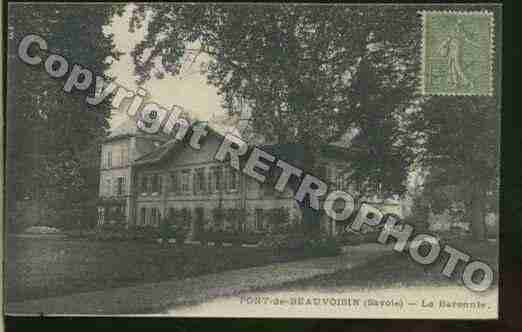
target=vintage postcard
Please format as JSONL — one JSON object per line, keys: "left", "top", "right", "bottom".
{"left": 5, "top": 3, "right": 500, "bottom": 319}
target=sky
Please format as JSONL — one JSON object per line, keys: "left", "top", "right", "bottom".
{"left": 106, "top": 5, "right": 227, "bottom": 129}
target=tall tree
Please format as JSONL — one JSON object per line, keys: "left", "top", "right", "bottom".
{"left": 410, "top": 97, "right": 499, "bottom": 240}
{"left": 129, "top": 4, "right": 421, "bottom": 230}
{"left": 7, "top": 4, "right": 122, "bottom": 226}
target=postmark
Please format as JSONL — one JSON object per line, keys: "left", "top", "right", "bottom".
{"left": 421, "top": 11, "right": 494, "bottom": 96}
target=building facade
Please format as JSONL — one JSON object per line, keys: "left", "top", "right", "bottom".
{"left": 97, "top": 121, "right": 403, "bottom": 236}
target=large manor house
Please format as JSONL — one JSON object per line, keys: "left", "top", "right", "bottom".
{"left": 97, "top": 118, "right": 403, "bottom": 236}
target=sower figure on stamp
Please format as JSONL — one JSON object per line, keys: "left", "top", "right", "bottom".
{"left": 437, "top": 19, "right": 480, "bottom": 89}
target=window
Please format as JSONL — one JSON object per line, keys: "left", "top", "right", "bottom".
{"left": 150, "top": 208, "right": 160, "bottom": 226}
{"left": 170, "top": 171, "right": 179, "bottom": 193}
{"left": 195, "top": 168, "right": 206, "bottom": 193}
{"left": 105, "top": 178, "right": 112, "bottom": 196}
{"left": 106, "top": 150, "right": 112, "bottom": 168}
{"left": 151, "top": 174, "right": 162, "bottom": 194}
{"left": 255, "top": 209, "right": 264, "bottom": 231}
{"left": 206, "top": 168, "right": 212, "bottom": 192}
{"left": 150, "top": 208, "right": 156, "bottom": 226}
{"left": 262, "top": 183, "right": 273, "bottom": 197}
{"left": 151, "top": 175, "right": 158, "bottom": 193}
{"left": 317, "top": 165, "right": 327, "bottom": 179}
{"left": 116, "top": 177, "right": 126, "bottom": 196}
{"left": 211, "top": 166, "right": 223, "bottom": 192}
{"left": 226, "top": 167, "right": 239, "bottom": 191}
{"left": 208, "top": 166, "right": 217, "bottom": 193}
{"left": 335, "top": 170, "right": 345, "bottom": 190}
{"left": 325, "top": 166, "right": 335, "bottom": 184}
{"left": 140, "top": 207, "right": 146, "bottom": 226}
{"left": 181, "top": 208, "right": 191, "bottom": 228}
{"left": 181, "top": 170, "right": 191, "bottom": 193}
{"left": 120, "top": 145, "right": 128, "bottom": 166}
{"left": 141, "top": 175, "right": 148, "bottom": 194}
{"left": 249, "top": 179, "right": 260, "bottom": 191}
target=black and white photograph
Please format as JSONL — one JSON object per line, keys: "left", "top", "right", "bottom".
{"left": 4, "top": 2, "right": 500, "bottom": 318}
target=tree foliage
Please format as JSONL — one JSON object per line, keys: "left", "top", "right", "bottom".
{"left": 7, "top": 4, "right": 122, "bottom": 214}
{"left": 410, "top": 96, "right": 500, "bottom": 239}
{"left": 129, "top": 4, "right": 421, "bottom": 198}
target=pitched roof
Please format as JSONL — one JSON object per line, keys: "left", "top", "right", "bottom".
{"left": 104, "top": 117, "right": 169, "bottom": 143}
{"left": 133, "top": 139, "right": 180, "bottom": 165}
{"left": 134, "top": 127, "right": 355, "bottom": 169}
{"left": 133, "top": 122, "right": 222, "bottom": 165}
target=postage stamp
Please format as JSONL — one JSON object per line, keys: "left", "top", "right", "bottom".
{"left": 6, "top": 3, "right": 500, "bottom": 319}
{"left": 421, "top": 11, "right": 495, "bottom": 96}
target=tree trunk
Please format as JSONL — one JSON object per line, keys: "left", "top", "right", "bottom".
{"left": 470, "top": 182, "right": 486, "bottom": 241}
{"left": 300, "top": 142, "right": 321, "bottom": 235}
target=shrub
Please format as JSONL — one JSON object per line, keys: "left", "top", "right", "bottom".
{"left": 211, "top": 206, "right": 225, "bottom": 229}
{"left": 181, "top": 208, "right": 192, "bottom": 229}
{"left": 159, "top": 217, "right": 174, "bottom": 239}
{"left": 98, "top": 222, "right": 127, "bottom": 232}
{"left": 266, "top": 208, "right": 290, "bottom": 233}
{"left": 94, "top": 225, "right": 127, "bottom": 241}
{"left": 302, "top": 236, "right": 341, "bottom": 257}
{"left": 173, "top": 226, "right": 188, "bottom": 244}
{"left": 93, "top": 224, "right": 162, "bottom": 242}
{"left": 64, "top": 228, "right": 97, "bottom": 238}
{"left": 404, "top": 195, "right": 431, "bottom": 231}
{"left": 259, "top": 233, "right": 341, "bottom": 258}
{"left": 338, "top": 230, "right": 379, "bottom": 245}
{"left": 197, "top": 229, "right": 265, "bottom": 246}
{"left": 226, "top": 208, "right": 249, "bottom": 231}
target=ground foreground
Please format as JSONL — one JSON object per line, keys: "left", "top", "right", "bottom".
{"left": 5, "top": 235, "right": 328, "bottom": 303}
{"left": 268, "top": 239, "right": 498, "bottom": 291}
{"left": 167, "top": 239, "right": 498, "bottom": 319}
{"left": 6, "top": 243, "right": 393, "bottom": 315}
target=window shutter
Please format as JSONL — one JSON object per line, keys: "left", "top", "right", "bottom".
{"left": 193, "top": 171, "right": 197, "bottom": 195}
{"left": 206, "top": 168, "right": 211, "bottom": 193}
{"left": 201, "top": 169, "right": 206, "bottom": 193}
{"left": 210, "top": 167, "right": 215, "bottom": 192}
{"left": 106, "top": 179, "right": 111, "bottom": 196}
{"left": 141, "top": 176, "right": 147, "bottom": 193}
{"left": 223, "top": 167, "right": 228, "bottom": 192}
{"left": 113, "top": 179, "right": 118, "bottom": 196}
{"left": 107, "top": 151, "right": 112, "bottom": 168}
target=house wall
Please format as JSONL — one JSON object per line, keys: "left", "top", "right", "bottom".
{"left": 125, "top": 134, "right": 407, "bottom": 236}
{"left": 98, "top": 135, "right": 165, "bottom": 225}
{"left": 132, "top": 135, "right": 301, "bottom": 232}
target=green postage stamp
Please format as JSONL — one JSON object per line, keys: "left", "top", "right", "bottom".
{"left": 421, "top": 11, "right": 495, "bottom": 96}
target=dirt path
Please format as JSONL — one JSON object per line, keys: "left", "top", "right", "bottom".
{"left": 6, "top": 244, "right": 393, "bottom": 315}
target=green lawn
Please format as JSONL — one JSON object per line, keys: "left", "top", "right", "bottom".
{"left": 271, "top": 239, "right": 498, "bottom": 291}
{"left": 5, "top": 236, "right": 310, "bottom": 302}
